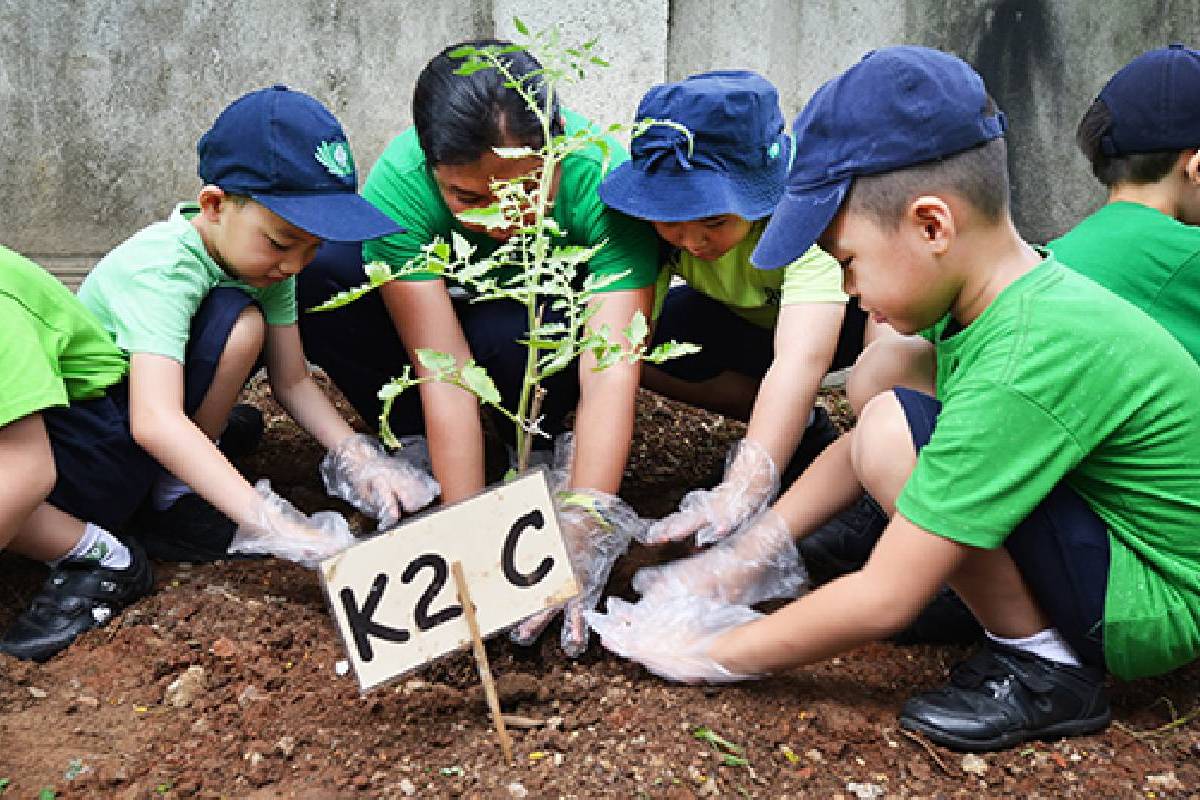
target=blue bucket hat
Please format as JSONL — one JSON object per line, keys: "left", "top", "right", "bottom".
{"left": 1096, "top": 43, "right": 1200, "bottom": 156}
{"left": 197, "top": 85, "right": 402, "bottom": 243}
{"left": 598, "top": 70, "right": 791, "bottom": 222}
{"left": 752, "top": 47, "right": 1007, "bottom": 270}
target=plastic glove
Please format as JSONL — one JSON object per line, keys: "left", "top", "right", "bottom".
{"left": 228, "top": 479, "right": 357, "bottom": 568}
{"left": 320, "top": 433, "right": 440, "bottom": 530}
{"left": 633, "top": 510, "right": 807, "bottom": 606}
{"left": 645, "top": 438, "right": 778, "bottom": 545}
{"left": 586, "top": 595, "right": 761, "bottom": 684}
{"left": 510, "top": 488, "right": 645, "bottom": 656}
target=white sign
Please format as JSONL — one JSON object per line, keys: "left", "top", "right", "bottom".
{"left": 320, "top": 469, "right": 579, "bottom": 692}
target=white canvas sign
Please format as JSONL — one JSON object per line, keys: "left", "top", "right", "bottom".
{"left": 320, "top": 469, "right": 579, "bottom": 692}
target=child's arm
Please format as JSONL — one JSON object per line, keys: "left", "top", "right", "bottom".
{"left": 128, "top": 352, "right": 263, "bottom": 523}
{"left": 568, "top": 286, "right": 655, "bottom": 492}
{"left": 264, "top": 323, "right": 438, "bottom": 527}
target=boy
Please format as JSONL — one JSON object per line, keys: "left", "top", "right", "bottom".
{"left": 588, "top": 46, "right": 1200, "bottom": 752}
{"left": 1052, "top": 44, "right": 1200, "bottom": 360}
{"left": 596, "top": 71, "right": 872, "bottom": 545}
{"left": 0, "top": 245, "right": 153, "bottom": 662}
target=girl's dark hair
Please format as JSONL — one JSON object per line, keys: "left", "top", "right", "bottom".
{"left": 1076, "top": 99, "right": 1180, "bottom": 187}
{"left": 412, "top": 39, "right": 564, "bottom": 167}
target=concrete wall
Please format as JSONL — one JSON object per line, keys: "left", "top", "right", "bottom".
{"left": 5, "top": 0, "right": 1200, "bottom": 285}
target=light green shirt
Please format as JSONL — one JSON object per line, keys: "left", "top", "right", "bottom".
{"left": 362, "top": 110, "right": 659, "bottom": 292}
{"left": 0, "top": 246, "right": 126, "bottom": 427}
{"left": 654, "top": 219, "right": 846, "bottom": 328}
{"left": 79, "top": 203, "right": 296, "bottom": 363}
{"left": 897, "top": 256, "right": 1200, "bottom": 680}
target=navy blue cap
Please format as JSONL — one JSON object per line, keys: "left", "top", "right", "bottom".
{"left": 598, "top": 70, "right": 791, "bottom": 222}
{"left": 753, "top": 46, "right": 1006, "bottom": 270}
{"left": 197, "top": 85, "right": 401, "bottom": 242}
{"left": 1097, "top": 44, "right": 1200, "bottom": 156}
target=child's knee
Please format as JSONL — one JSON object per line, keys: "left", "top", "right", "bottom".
{"left": 846, "top": 334, "right": 935, "bottom": 415}
{"left": 850, "top": 390, "right": 916, "bottom": 509}
{"left": 223, "top": 304, "right": 266, "bottom": 365}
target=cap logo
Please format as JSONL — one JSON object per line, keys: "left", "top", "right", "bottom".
{"left": 768, "top": 141, "right": 781, "bottom": 160}
{"left": 315, "top": 140, "right": 354, "bottom": 178}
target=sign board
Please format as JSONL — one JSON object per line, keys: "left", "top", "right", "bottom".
{"left": 320, "top": 469, "right": 579, "bottom": 692}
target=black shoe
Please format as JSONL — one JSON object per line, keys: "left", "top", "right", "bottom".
{"left": 891, "top": 587, "right": 982, "bottom": 645}
{"left": 780, "top": 406, "right": 840, "bottom": 488}
{"left": 899, "top": 641, "right": 1111, "bottom": 751}
{"left": 132, "top": 493, "right": 238, "bottom": 563}
{"left": 218, "top": 404, "right": 264, "bottom": 459}
{"left": 798, "top": 492, "right": 887, "bottom": 586}
{"left": 0, "top": 538, "right": 154, "bottom": 662}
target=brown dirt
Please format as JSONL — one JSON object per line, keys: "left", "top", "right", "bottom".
{"left": 1, "top": 375, "right": 1198, "bottom": 799}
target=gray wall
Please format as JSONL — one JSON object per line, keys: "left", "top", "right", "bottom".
{"left": 4, "top": 1, "right": 1200, "bottom": 286}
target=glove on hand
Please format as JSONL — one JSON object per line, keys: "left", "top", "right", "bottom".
{"left": 586, "top": 595, "right": 761, "bottom": 684}
{"left": 633, "top": 510, "right": 807, "bottom": 606}
{"left": 320, "top": 434, "right": 440, "bottom": 530}
{"left": 510, "top": 488, "right": 645, "bottom": 656}
{"left": 228, "top": 479, "right": 357, "bottom": 568}
{"left": 645, "top": 438, "right": 778, "bottom": 545}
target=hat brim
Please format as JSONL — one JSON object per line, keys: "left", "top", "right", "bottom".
{"left": 253, "top": 192, "right": 403, "bottom": 242}
{"left": 751, "top": 178, "right": 849, "bottom": 270}
{"left": 599, "top": 160, "right": 786, "bottom": 222}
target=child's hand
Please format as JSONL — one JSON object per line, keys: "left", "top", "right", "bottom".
{"left": 633, "top": 510, "right": 807, "bottom": 606}
{"left": 510, "top": 489, "right": 645, "bottom": 656}
{"left": 586, "top": 595, "right": 761, "bottom": 683}
{"left": 228, "top": 479, "right": 357, "bottom": 568}
{"left": 320, "top": 434, "right": 440, "bottom": 529}
{"left": 645, "top": 438, "right": 778, "bottom": 545}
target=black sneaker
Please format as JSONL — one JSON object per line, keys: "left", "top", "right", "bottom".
{"left": 0, "top": 538, "right": 154, "bottom": 662}
{"left": 899, "top": 641, "right": 1111, "bottom": 751}
{"left": 133, "top": 493, "right": 238, "bottom": 563}
{"left": 780, "top": 406, "right": 840, "bottom": 488}
{"left": 798, "top": 492, "right": 887, "bottom": 585}
{"left": 218, "top": 404, "right": 264, "bottom": 459}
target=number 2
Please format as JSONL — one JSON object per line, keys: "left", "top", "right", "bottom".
{"left": 401, "top": 554, "right": 463, "bottom": 631}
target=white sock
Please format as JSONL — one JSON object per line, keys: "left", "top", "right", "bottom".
{"left": 987, "top": 627, "right": 1081, "bottom": 667}
{"left": 52, "top": 522, "right": 131, "bottom": 570}
{"left": 152, "top": 472, "right": 194, "bottom": 511}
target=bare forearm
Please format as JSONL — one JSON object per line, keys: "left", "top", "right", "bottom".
{"left": 422, "top": 384, "right": 485, "bottom": 503}
{"left": 772, "top": 434, "right": 862, "bottom": 539}
{"left": 271, "top": 373, "right": 355, "bottom": 451}
{"left": 745, "top": 361, "right": 827, "bottom": 469}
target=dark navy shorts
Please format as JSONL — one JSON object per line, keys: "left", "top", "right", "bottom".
{"left": 894, "top": 387, "right": 1108, "bottom": 667}
{"left": 648, "top": 284, "right": 868, "bottom": 382}
{"left": 297, "top": 241, "right": 578, "bottom": 447}
{"left": 43, "top": 287, "right": 256, "bottom": 531}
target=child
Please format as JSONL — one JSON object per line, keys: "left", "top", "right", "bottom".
{"left": 589, "top": 46, "right": 1200, "bottom": 752}
{"left": 1051, "top": 44, "right": 1200, "bottom": 360}
{"left": 0, "top": 245, "right": 153, "bottom": 661}
{"left": 596, "top": 71, "right": 877, "bottom": 545}
{"left": 297, "top": 41, "right": 658, "bottom": 656}
{"left": 74, "top": 86, "right": 438, "bottom": 566}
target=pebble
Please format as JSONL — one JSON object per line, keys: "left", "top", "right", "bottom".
{"left": 507, "top": 782, "right": 529, "bottom": 798}
{"left": 398, "top": 778, "right": 416, "bottom": 796}
{"left": 961, "top": 753, "right": 988, "bottom": 777}
{"left": 276, "top": 735, "right": 296, "bottom": 758}
{"left": 1145, "top": 771, "right": 1184, "bottom": 792}
{"left": 847, "top": 782, "right": 885, "bottom": 800}
{"left": 28, "top": 687, "right": 48, "bottom": 699}
{"left": 335, "top": 660, "right": 350, "bottom": 676}
{"left": 164, "top": 666, "right": 207, "bottom": 708}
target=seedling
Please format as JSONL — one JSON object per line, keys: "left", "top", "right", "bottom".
{"left": 311, "top": 21, "right": 697, "bottom": 470}
{"left": 693, "top": 725, "right": 750, "bottom": 768}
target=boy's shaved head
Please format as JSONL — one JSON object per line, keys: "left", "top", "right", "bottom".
{"left": 845, "top": 136, "right": 1010, "bottom": 228}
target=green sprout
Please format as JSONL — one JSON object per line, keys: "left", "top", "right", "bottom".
{"left": 693, "top": 725, "right": 750, "bottom": 768}
{"left": 310, "top": 20, "right": 698, "bottom": 467}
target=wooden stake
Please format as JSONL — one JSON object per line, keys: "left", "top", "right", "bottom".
{"left": 451, "top": 560, "right": 514, "bottom": 764}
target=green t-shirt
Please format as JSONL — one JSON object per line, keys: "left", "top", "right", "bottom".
{"left": 78, "top": 203, "right": 297, "bottom": 364}
{"left": 895, "top": 256, "right": 1200, "bottom": 680}
{"left": 362, "top": 110, "right": 659, "bottom": 292}
{"left": 0, "top": 246, "right": 126, "bottom": 427}
{"left": 1050, "top": 201, "right": 1200, "bottom": 364}
{"left": 654, "top": 220, "right": 847, "bottom": 328}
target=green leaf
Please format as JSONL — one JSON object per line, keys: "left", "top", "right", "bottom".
{"left": 456, "top": 204, "right": 510, "bottom": 231}
{"left": 454, "top": 60, "right": 493, "bottom": 76}
{"left": 306, "top": 279, "right": 378, "bottom": 312}
{"left": 447, "top": 45, "right": 478, "bottom": 59}
{"left": 642, "top": 340, "right": 702, "bottom": 363}
{"left": 0, "top": 778, "right": 9, "bottom": 793}
{"left": 416, "top": 349, "right": 457, "bottom": 374}
{"left": 38, "top": 790, "right": 55, "bottom": 800}
{"left": 459, "top": 362, "right": 502, "bottom": 406}
{"left": 513, "top": 16, "right": 529, "bottom": 35}
{"left": 450, "top": 231, "right": 474, "bottom": 261}
{"left": 622, "top": 310, "right": 649, "bottom": 348}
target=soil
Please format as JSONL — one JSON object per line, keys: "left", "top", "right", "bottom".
{"left": 2, "top": 374, "right": 1198, "bottom": 799}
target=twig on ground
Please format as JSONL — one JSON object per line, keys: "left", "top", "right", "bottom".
{"left": 900, "top": 728, "right": 953, "bottom": 775}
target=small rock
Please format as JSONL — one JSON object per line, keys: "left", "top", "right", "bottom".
{"left": 238, "top": 684, "right": 266, "bottom": 706}
{"left": 961, "top": 753, "right": 988, "bottom": 777}
{"left": 1145, "top": 771, "right": 1184, "bottom": 792}
{"left": 191, "top": 717, "right": 210, "bottom": 734}
{"left": 507, "top": 782, "right": 529, "bottom": 798}
{"left": 275, "top": 735, "right": 296, "bottom": 758}
{"left": 164, "top": 666, "right": 207, "bottom": 708}
{"left": 77, "top": 695, "right": 100, "bottom": 709}
{"left": 805, "top": 748, "right": 824, "bottom": 763}
{"left": 335, "top": 660, "right": 350, "bottom": 676}
{"left": 211, "top": 637, "right": 237, "bottom": 658}
{"left": 398, "top": 778, "right": 416, "bottom": 796}
{"left": 848, "top": 782, "right": 885, "bottom": 800}
{"left": 27, "top": 687, "right": 48, "bottom": 699}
